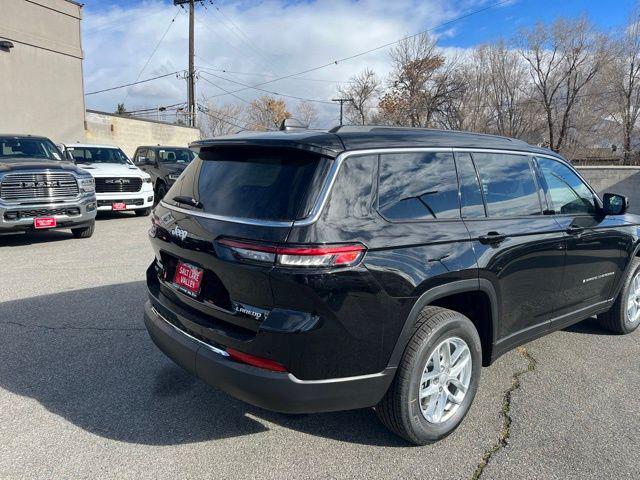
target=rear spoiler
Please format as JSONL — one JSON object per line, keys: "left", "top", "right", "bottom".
{"left": 190, "top": 134, "right": 345, "bottom": 159}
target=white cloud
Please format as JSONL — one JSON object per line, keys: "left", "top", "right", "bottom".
{"left": 82, "top": 0, "right": 492, "bottom": 127}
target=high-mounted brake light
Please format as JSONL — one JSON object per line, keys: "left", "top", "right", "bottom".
{"left": 227, "top": 347, "right": 288, "bottom": 372}
{"left": 217, "top": 238, "right": 366, "bottom": 268}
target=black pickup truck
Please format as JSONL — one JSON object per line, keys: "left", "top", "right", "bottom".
{"left": 0, "top": 135, "right": 97, "bottom": 238}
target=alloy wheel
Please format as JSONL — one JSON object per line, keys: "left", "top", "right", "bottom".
{"left": 419, "top": 336, "right": 472, "bottom": 424}
{"left": 626, "top": 271, "right": 640, "bottom": 324}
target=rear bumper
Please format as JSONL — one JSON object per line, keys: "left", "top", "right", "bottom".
{"left": 0, "top": 196, "right": 97, "bottom": 232}
{"left": 144, "top": 299, "right": 395, "bottom": 414}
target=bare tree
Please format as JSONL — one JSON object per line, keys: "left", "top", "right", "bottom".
{"left": 246, "top": 95, "right": 291, "bottom": 131}
{"left": 519, "top": 16, "right": 608, "bottom": 152}
{"left": 602, "top": 9, "right": 640, "bottom": 163}
{"left": 294, "top": 101, "right": 319, "bottom": 128}
{"left": 201, "top": 101, "right": 245, "bottom": 137}
{"left": 378, "top": 33, "right": 461, "bottom": 127}
{"left": 337, "top": 68, "right": 380, "bottom": 125}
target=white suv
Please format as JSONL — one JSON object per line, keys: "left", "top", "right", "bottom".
{"left": 64, "top": 144, "right": 154, "bottom": 216}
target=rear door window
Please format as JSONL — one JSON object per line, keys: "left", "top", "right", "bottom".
{"left": 174, "top": 147, "right": 331, "bottom": 221}
{"left": 472, "top": 153, "right": 542, "bottom": 217}
{"left": 455, "top": 152, "right": 486, "bottom": 218}
{"left": 377, "top": 152, "right": 460, "bottom": 221}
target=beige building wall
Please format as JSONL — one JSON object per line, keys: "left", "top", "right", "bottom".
{"left": 0, "top": 0, "right": 85, "bottom": 143}
{"left": 85, "top": 110, "right": 201, "bottom": 158}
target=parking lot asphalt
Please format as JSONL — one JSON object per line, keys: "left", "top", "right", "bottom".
{"left": 0, "top": 213, "right": 638, "bottom": 480}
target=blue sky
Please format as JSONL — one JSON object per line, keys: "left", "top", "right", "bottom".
{"left": 80, "top": 1, "right": 638, "bottom": 127}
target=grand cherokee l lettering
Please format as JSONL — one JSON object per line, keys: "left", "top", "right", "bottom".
{"left": 143, "top": 126, "right": 640, "bottom": 444}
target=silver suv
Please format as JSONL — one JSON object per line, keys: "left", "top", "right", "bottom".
{"left": 0, "top": 135, "right": 97, "bottom": 238}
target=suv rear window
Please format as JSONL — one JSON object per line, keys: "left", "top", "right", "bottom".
{"left": 378, "top": 152, "right": 459, "bottom": 221}
{"left": 186, "top": 147, "right": 331, "bottom": 221}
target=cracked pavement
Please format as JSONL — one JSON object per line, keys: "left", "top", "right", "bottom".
{"left": 1, "top": 213, "right": 639, "bottom": 479}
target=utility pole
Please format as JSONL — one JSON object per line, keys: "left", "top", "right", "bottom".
{"left": 174, "top": 0, "right": 197, "bottom": 127}
{"left": 332, "top": 98, "right": 353, "bottom": 126}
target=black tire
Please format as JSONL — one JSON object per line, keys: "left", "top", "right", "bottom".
{"left": 155, "top": 183, "right": 167, "bottom": 204}
{"left": 597, "top": 257, "right": 640, "bottom": 334}
{"left": 376, "top": 306, "right": 482, "bottom": 445}
{"left": 71, "top": 221, "right": 95, "bottom": 239}
{"left": 135, "top": 207, "right": 152, "bottom": 217}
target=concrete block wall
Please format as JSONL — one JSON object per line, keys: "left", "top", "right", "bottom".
{"left": 84, "top": 110, "right": 201, "bottom": 158}
{"left": 576, "top": 166, "right": 640, "bottom": 214}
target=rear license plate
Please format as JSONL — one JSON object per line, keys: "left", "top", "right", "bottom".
{"left": 34, "top": 217, "right": 56, "bottom": 229}
{"left": 112, "top": 202, "right": 127, "bottom": 211}
{"left": 173, "top": 261, "right": 204, "bottom": 297}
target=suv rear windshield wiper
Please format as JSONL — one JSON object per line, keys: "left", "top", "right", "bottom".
{"left": 172, "top": 196, "right": 203, "bottom": 209}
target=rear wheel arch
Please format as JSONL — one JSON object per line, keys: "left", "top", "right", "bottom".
{"left": 387, "top": 279, "right": 498, "bottom": 369}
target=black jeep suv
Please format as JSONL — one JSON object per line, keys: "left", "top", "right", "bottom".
{"left": 144, "top": 126, "right": 640, "bottom": 444}
{"left": 132, "top": 145, "right": 196, "bottom": 202}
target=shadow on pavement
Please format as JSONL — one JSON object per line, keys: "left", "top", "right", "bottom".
{"left": 0, "top": 229, "right": 74, "bottom": 246}
{"left": 0, "top": 282, "right": 406, "bottom": 447}
{"left": 562, "top": 316, "right": 618, "bottom": 335}
{"left": 96, "top": 211, "right": 139, "bottom": 221}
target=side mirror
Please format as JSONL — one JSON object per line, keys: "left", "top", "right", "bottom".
{"left": 603, "top": 193, "right": 629, "bottom": 215}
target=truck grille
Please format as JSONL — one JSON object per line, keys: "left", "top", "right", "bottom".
{"left": 0, "top": 172, "right": 79, "bottom": 201}
{"left": 95, "top": 177, "right": 142, "bottom": 193}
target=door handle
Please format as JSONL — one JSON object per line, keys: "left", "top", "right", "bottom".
{"left": 479, "top": 232, "right": 508, "bottom": 245}
{"left": 566, "top": 225, "right": 584, "bottom": 235}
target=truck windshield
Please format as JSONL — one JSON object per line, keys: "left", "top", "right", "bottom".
{"left": 68, "top": 147, "right": 130, "bottom": 164}
{"left": 158, "top": 148, "right": 195, "bottom": 164}
{"left": 0, "top": 137, "right": 63, "bottom": 161}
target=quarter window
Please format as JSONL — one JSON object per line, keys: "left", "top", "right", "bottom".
{"left": 472, "top": 153, "right": 541, "bottom": 217}
{"left": 378, "top": 152, "right": 460, "bottom": 221}
{"left": 536, "top": 157, "right": 596, "bottom": 215}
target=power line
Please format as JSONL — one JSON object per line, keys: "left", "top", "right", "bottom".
{"left": 196, "top": 61, "right": 353, "bottom": 84}
{"left": 126, "top": 102, "right": 187, "bottom": 114}
{"left": 199, "top": 75, "right": 254, "bottom": 105}
{"left": 202, "top": 1, "right": 270, "bottom": 63}
{"left": 85, "top": 70, "right": 185, "bottom": 96}
{"left": 198, "top": 69, "right": 334, "bottom": 105}
{"left": 122, "top": 9, "right": 182, "bottom": 104}
{"left": 200, "top": 0, "right": 513, "bottom": 100}
{"left": 197, "top": 103, "right": 254, "bottom": 131}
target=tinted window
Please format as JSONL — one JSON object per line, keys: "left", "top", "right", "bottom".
{"left": 536, "top": 157, "right": 596, "bottom": 215}
{"left": 158, "top": 148, "right": 195, "bottom": 163}
{"left": 473, "top": 153, "right": 541, "bottom": 217}
{"left": 455, "top": 152, "right": 485, "bottom": 218}
{"left": 134, "top": 149, "right": 147, "bottom": 163}
{"left": 147, "top": 149, "right": 156, "bottom": 162}
{"left": 0, "top": 137, "right": 62, "bottom": 161}
{"left": 178, "top": 147, "right": 330, "bottom": 221}
{"left": 378, "top": 152, "right": 459, "bottom": 221}
{"left": 68, "top": 147, "right": 129, "bottom": 164}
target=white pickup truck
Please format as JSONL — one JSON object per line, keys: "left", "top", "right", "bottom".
{"left": 64, "top": 144, "right": 154, "bottom": 216}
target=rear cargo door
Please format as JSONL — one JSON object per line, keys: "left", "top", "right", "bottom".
{"left": 148, "top": 146, "right": 331, "bottom": 335}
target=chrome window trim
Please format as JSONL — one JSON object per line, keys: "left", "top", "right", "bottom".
{"left": 159, "top": 201, "right": 294, "bottom": 228}
{"left": 160, "top": 146, "right": 568, "bottom": 228}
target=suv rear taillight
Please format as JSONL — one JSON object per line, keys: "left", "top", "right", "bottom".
{"left": 217, "top": 238, "right": 366, "bottom": 268}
